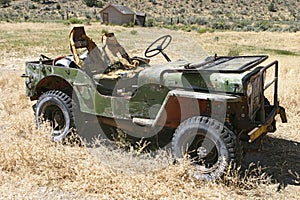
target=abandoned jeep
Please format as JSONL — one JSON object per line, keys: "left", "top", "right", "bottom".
{"left": 23, "top": 27, "right": 287, "bottom": 181}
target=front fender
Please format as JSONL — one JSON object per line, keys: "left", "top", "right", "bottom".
{"left": 152, "top": 89, "right": 241, "bottom": 128}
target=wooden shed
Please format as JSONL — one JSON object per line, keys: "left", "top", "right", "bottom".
{"left": 100, "top": 4, "right": 135, "bottom": 25}
{"left": 135, "top": 12, "right": 146, "bottom": 26}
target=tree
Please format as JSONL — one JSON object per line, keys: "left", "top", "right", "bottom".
{"left": 82, "top": 0, "right": 104, "bottom": 8}
{"left": 268, "top": 0, "right": 277, "bottom": 12}
{"left": 0, "top": 0, "right": 11, "bottom": 7}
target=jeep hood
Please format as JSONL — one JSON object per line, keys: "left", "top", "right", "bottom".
{"left": 138, "top": 59, "right": 246, "bottom": 94}
{"left": 138, "top": 55, "right": 268, "bottom": 94}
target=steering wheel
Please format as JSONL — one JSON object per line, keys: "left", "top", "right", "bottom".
{"left": 145, "top": 35, "right": 172, "bottom": 62}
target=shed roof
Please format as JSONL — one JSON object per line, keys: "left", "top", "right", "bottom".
{"left": 136, "top": 11, "right": 146, "bottom": 16}
{"left": 100, "top": 4, "right": 135, "bottom": 15}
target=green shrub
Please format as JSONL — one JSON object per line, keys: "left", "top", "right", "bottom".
{"left": 197, "top": 28, "right": 214, "bottom": 34}
{"left": 84, "top": 18, "right": 91, "bottom": 25}
{"left": 24, "top": 15, "right": 29, "bottom": 21}
{"left": 145, "top": 18, "right": 155, "bottom": 27}
{"left": 29, "top": 4, "right": 37, "bottom": 9}
{"left": 228, "top": 47, "right": 240, "bottom": 56}
{"left": 129, "top": 22, "right": 135, "bottom": 27}
{"left": 82, "top": 0, "right": 104, "bottom": 8}
{"left": 210, "top": 21, "right": 230, "bottom": 30}
{"left": 194, "top": 17, "right": 208, "bottom": 25}
{"left": 101, "top": 29, "right": 108, "bottom": 34}
{"left": 63, "top": 21, "right": 71, "bottom": 25}
{"left": 254, "top": 21, "right": 273, "bottom": 31}
{"left": 0, "top": 0, "right": 11, "bottom": 7}
{"left": 181, "top": 26, "right": 192, "bottom": 32}
{"left": 130, "top": 30, "right": 137, "bottom": 35}
{"left": 56, "top": 3, "right": 61, "bottom": 10}
{"left": 284, "top": 24, "right": 300, "bottom": 33}
{"left": 68, "top": 18, "right": 84, "bottom": 24}
{"left": 197, "top": 29, "right": 206, "bottom": 34}
{"left": 268, "top": 1, "right": 276, "bottom": 12}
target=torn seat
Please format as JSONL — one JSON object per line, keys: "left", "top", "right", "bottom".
{"left": 91, "top": 32, "right": 151, "bottom": 96}
{"left": 69, "top": 26, "right": 110, "bottom": 75}
{"left": 101, "top": 32, "right": 140, "bottom": 70}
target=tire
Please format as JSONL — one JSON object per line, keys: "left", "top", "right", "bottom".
{"left": 172, "top": 116, "right": 240, "bottom": 181}
{"left": 35, "top": 90, "right": 77, "bottom": 142}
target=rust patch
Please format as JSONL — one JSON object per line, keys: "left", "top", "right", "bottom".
{"left": 156, "top": 96, "right": 209, "bottom": 128}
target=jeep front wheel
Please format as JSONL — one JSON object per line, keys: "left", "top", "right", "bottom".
{"left": 35, "top": 90, "right": 75, "bottom": 142}
{"left": 172, "top": 116, "right": 239, "bottom": 181}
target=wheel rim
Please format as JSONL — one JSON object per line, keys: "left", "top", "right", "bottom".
{"left": 187, "top": 133, "right": 220, "bottom": 173}
{"left": 41, "top": 102, "right": 68, "bottom": 137}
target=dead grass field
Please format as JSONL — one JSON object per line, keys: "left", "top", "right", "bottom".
{"left": 0, "top": 22, "right": 299, "bottom": 199}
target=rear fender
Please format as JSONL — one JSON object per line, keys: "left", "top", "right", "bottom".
{"left": 34, "top": 75, "right": 73, "bottom": 99}
{"left": 31, "top": 72, "right": 97, "bottom": 114}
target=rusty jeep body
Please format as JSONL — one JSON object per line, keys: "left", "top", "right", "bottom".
{"left": 23, "top": 27, "right": 287, "bottom": 181}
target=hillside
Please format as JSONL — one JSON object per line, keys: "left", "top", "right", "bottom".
{"left": 0, "top": 0, "right": 300, "bottom": 31}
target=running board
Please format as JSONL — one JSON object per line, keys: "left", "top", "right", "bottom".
{"left": 132, "top": 118, "right": 154, "bottom": 127}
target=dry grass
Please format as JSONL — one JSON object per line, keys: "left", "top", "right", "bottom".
{"left": 0, "top": 22, "right": 299, "bottom": 199}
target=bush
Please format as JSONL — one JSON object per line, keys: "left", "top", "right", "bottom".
{"left": 197, "top": 28, "right": 214, "bottom": 34}
{"left": 228, "top": 47, "right": 240, "bottom": 56}
{"left": 129, "top": 22, "right": 134, "bottom": 27}
{"left": 68, "top": 18, "right": 84, "bottom": 24}
{"left": 24, "top": 15, "right": 30, "bottom": 21}
{"left": 194, "top": 17, "right": 208, "bottom": 25}
{"left": 84, "top": 18, "right": 91, "bottom": 25}
{"left": 161, "top": 24, "right": 179, "bottom": 31}
{"left": 130, "top": 30, "right": 137, "bottom": 35}
{"left": 210, "top": 21, "right": 230, "bottom": 30}
{"left": 0, "top": 0, "right": 11, "bottom": 7}
{"left": 63, "top": 21, "right": 71, "bottom": 25}
{"left": 254, "top": 21, "right": 273, "bottom": 31}
{"left": 28, "top": 4, "right": 37, "bottom": 9}
{"left": 268, "top": 1, "right": 277, "bottom": 12}
{"left": 145, "top": 18, "right": 155, "bottom": 27}
{"left": 284, "top": 24, "right": 300, "bottom": 33}
{"left": 101, "top": 29, "right": 108, "bottom": 34}
{"left": 82, "top": 0, "right": 104, "bottom": 8}
{"left": 56, "top": 3, "right": 61, "bottom": 10}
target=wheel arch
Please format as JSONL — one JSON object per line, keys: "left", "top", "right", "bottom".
{"left": 32, "top": 75, "right": 78, "bottom": 102}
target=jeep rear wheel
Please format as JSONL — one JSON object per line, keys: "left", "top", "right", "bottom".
{"left": 35, "top": 90, "right": 76, "bottom": 142}
{"left": 172, "top": 116, "right": 239, "bottom": 181}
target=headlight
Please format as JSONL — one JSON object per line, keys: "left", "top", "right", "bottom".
{"left": 247, "top": 83, "right": 252, "bottom": 96}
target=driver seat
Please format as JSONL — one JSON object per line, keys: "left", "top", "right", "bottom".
{"left": 101, "top": 33, "right": 140, "bottom": 69}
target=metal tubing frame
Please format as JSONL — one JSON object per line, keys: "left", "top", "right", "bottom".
{"left": 259, "top": 61, "right": 278, "bottom": 122}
